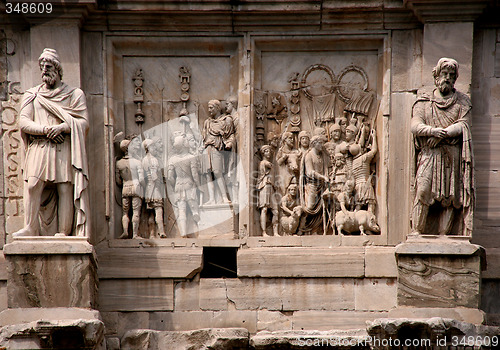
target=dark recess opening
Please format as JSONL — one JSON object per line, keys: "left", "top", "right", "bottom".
{"left": 201, "top": 247, "right": 237, "bottom": 278}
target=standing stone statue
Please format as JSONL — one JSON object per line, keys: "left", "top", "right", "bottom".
{"left": 142, "top": 137, "right": 166, "bottom": 238}
{"left": 411, "top": 57, "right": 474, "bottom": 236}
{"left": 14, "top": 48, "right": 89, "bottom": 237}
{"left": 116, "top": 137, "right": 144, "bottom": 239}
{"left": 202, "top": 99, "right": 235, "bottom": 204}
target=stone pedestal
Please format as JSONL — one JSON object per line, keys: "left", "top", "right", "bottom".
{"left": 395, "top": 236, "right": 485, "bottom": 311}
{"left": 1, "top": 237, "right": 103, "bottom": 349}
{"left": 4, "top": 237, "right": 98, "bottom": 309}
{"left": 198, "top": 203, "right": 237, "bottom": 238}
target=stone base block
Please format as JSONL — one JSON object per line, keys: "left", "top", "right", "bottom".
{"left": 0, "top": 312, "right": 105, "bottom": 350}
{"left": 198, "top": 203, "right": 237, "bottom": 238}
{"left": 0, "top": 307, "right": 102, "bottom": 326}
{"left": 387, "top": 307, "right": 486, "bottom": 325}
{"left": 395, "top": 237, "right": 484, "bottom": 308}
{"left": 121, "top": 328, "right": 249, "bottom": 350}
{"left": 4, "top": 237, "right": 98, "bottom": 308}
{"left": 251, "top": 330, "right": 370, "bottom": 350}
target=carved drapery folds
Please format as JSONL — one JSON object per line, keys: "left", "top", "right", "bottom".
{"left": 255, "top": 64, "right": 380, "bottom": 236}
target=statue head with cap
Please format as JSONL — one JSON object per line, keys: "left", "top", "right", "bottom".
{"left": 39, "top": 48, "right": 63, "bottom": 88}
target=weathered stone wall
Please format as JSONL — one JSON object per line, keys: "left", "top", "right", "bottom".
{"left": 1, "top": 1, "right": 500, "bottom": 348}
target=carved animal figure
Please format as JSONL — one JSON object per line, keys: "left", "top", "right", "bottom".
{"left": 335, "top": 210, "right": 379, "bottom": 235}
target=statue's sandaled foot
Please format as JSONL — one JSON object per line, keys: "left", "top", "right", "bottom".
{"left": 13, "top": 227, "right": 36, "bottom": 238}
{"left": 119, "top": 232, "right": 129, "bottom": 239}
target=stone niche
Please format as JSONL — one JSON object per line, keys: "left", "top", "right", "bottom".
{"left": 107, "top": 34, "right": 393, "bottom": 244}
{"left": 107, "top": 36, "right": 242, "bottom": 240}
{"left": 251, "top": 36, "right": 389, "bottom": 241}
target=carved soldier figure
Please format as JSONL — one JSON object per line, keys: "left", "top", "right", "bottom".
{"left": 167, "top": 134, "right": 201, "bottom": 237}
{"left": 116, "top": 137, "right": 144, "bottom": 239}
{"left": 411, "top": 58, "right": 474, "bottom": 236}
{"left": 329, "top": 123, "right": 342, "bottom": 149}
{"left": 351, "top": 130, "right": 377, "bottom": 213}
{"left": 338, "top": 121, "right": 359, "bottom": 174}
{"left": 14, "top": 48, "right": 89, "bottom": 237}
{"left": 257, "top": 145, "right": 279, "bottom": 236}
{"left": 202, "top": 99, "right": 235, "bottom": 204}
{"left": 142, "top": 137, "right": 166, "bottom": 238}
{"left": 330, "top": 152, "right": 349, "bottom": 196}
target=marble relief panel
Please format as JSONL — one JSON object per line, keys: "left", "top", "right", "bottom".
{"left": 253, "top": 41, "right": 386, "bottom": 238}
{"left": 109, "top": 37, "right": 243, "bottom": 240}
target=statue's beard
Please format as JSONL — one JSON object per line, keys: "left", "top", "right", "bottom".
{"left": 436, "top": 77, "right": 454, "bottom": 95}
{"left": 42, "top": 71, "right": 58, "bottom": 87}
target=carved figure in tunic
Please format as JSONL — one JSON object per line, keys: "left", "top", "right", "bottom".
{"left": 280, "top": 182, "right": 302, "bottom": 235}
{"left": 324, "top": 141, "right": 336, "bottom": 176}
{"left": 277, "top": 131, "right": 300, "bottom": 193}
{"left": 330, "top": 152, "right": 349, "bottom": 197}
{"left": 337, "top": 178, "right": 355, "bottom": 214}
{"left": 14, "top": 48, "right": 89, "bottom": 237}
{"left": 167, "top": 134, "right": 201, "bottom": 237}
{"left": 202, "top": 99, "right": 235, "bottom": 204}
{"left": 298, "top": 130, "right": 311, "bottom": 157}
{"left": 299, "top": 134, "right": 330, "bottom": 234}
{"left": 116, "top": 137, "right": 144, "bottom": 239}
{"left": 411, "top": 58, "right": 474, "bottom": 236}
{"left": 337, "top": 121, "right": 358, "bottom": 174}
{"left": 329, "top": 123, "right": 342, "bottom": 150}
{"left": 142, "top": 137, "right": 166, "bottom": 238}
{"left": 257, "top": 145, "right": 279, "bottom": 236}
{"left": 351, "top": 130, "right": 377, "bottom": 213}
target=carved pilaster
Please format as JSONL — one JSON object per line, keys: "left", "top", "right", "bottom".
{"left": 1, "top": 85, "right": 23, "bottom": 238}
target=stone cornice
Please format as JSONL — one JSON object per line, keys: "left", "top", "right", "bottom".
{"left": 404, "top": 0, "right": 491, "bottom": 23}
{"left": 2, "top": 1, "right": 496, "bottom": 32}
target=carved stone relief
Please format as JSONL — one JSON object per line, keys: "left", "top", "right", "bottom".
{"left": 255, "top": 62, "right": 380, "bottom": 236}
{"left": 2, "top": 82, "right": 24, "bottom": 235}
{"left": 114, "top": 51, "right": 240, "bottom": 239}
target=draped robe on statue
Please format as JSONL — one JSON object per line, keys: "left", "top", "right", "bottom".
{"left": 299, "top": 148, "right": 329, "bottom": 234}
{"left": 19, "top": 83, "right": 90, "bottom": 236}
{"left": 411, "top": 89, "right": 474, "bottom": 236}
